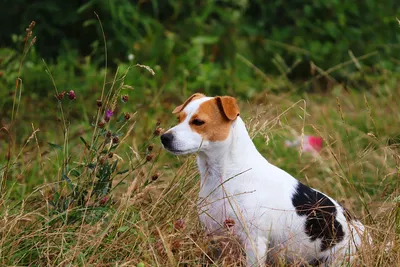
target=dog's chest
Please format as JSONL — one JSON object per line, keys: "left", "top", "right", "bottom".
{"left": 197, "top": 171, "right": 255, "bottom": 232}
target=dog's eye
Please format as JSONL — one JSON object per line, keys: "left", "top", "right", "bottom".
{"left": 192, "top": 119, "right": 205, "bottom": 126}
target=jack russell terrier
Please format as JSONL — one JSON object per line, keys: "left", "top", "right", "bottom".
{"left": 161, "top": 93, "right": 367, "bottom": 266}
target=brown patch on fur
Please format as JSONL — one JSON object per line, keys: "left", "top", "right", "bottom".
{"left": 177, "top": 112, "right": 187, "bottom": 123}
{"left": 172, "top": 93, "right": 205, "bottom": 114}
{"left": 215, "top": 96, "right": 240, "bottom": 121}
{"left": 190, "top": 98, "right": 239, "bottom": 141}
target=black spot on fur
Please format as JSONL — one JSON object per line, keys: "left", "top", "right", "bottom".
{"left": 292, "top": 182, "right": 344, "bottom": 251}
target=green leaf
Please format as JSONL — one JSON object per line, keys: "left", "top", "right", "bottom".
{"left": 62, "top": 174, "right": 72, "bottom": 184}
{"left": 191, "top": 36, "right": 219, "bottom": 45}
{"left": 48, "top": 142, "right": 63, "bottom": 151}
{"left": 117, "top": 226, "right": 129, "bottom": 232}
{"left": 111, "top": 159, "right": 119, "bottom": 172}
{"left": 80, "top": 137, "right": 89, "bottom": 148}
{"left": 70, "top": 170, "right": 81, "bottom": 177}
{"left": 62, "top": 174, "right": 74, "bottom": 191}
{"left": 117, "top": 169, "right": 129, "bottom": 175}
{"left": 87, "top": 163, "right": 96, "bottom": 169}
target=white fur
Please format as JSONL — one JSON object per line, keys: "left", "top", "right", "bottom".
{"left": 162, "top": 97, "right": 367, "bottom": 266}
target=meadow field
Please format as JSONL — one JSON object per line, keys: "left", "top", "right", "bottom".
{"left": 1, "top": 2, "right": 400, "bottom": 266}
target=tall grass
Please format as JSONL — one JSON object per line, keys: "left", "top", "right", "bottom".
{"left": 1, "top": 21, "right": 399, "bottom": 267}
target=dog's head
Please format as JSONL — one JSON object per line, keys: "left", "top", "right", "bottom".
{"left": 161, "top": 93, "right": 240, "bottom": 155}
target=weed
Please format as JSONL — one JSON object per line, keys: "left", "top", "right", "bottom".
{"left": 1, "top": 16, "right": 400, "bottom": 267}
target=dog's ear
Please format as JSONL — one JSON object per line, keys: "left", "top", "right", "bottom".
{"left": 215, "top": 96, "right": 240, "bottom": 121}
{"left": 172, "top": 93, "right": 205, "bottom": 114}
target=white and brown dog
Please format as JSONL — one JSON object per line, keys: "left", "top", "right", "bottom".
{"left": 161, "top": 93, "right": 367, "bottom": 266}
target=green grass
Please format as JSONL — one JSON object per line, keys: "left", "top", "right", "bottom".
{"left": 1, "top": 23, "right": 400, "bottom": 267}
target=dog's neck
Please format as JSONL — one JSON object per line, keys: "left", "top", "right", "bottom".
{"left": 197, "top": 117, "right": 263, "bottom": 184}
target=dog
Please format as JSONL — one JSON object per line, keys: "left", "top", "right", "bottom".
{"left": 161, "top": 93, "right": 367, "bottom": 266}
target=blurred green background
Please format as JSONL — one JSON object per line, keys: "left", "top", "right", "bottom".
{"left": 1, "top": 0, "right": 400, "bottom": 104}
{"left": 0, "top": 4, "right": 399, "bottom": 265}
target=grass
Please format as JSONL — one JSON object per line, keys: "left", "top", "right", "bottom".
{"left": 1, "top": 22, "right": 400, "bottom": 267}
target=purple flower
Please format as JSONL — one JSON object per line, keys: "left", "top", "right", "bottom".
{"left": 105, "top": 109, "right": 113, "bottom": 122}
{"left": 67, "top": 90, "right": 76, "bottom": 100}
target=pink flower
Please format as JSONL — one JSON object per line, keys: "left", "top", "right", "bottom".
{"left": 105, "top": 109, "right": 113, "bottom": 122}
{"left": 285, "top": 135, "right": 323, "bottom": 154}
{"left": 67, "top": 90, "right": 76, "bottom": 100}
{"left": 307, "top": 136, "right": 323, "bottom": 152}
{"left": 99, "top": 196, "right": 109, "bottom": 205}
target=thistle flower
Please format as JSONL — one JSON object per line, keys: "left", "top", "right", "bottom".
{"left": 224, "top": 218, "right": 235, "bottom": 229}
{"left": 124, "top": 113, "right": 131, "bottom": 121}
{"left": 121, "top": 95, "right": 129, "bottom": 103}
{"left": 146, "top": 153, "right": 154, "bottom": 162}
{"left": 154, "top": 127, "right": 163, "bottom": 136}
{"left": 173, "top": 218, "right": 186, "bottom": 231}
{"left": 67, "top": 90, "right": 76, "bottom": 100}
{"left": 151, "top": 171, "right": 160, "bottom": 181}
{"left": 112, "top": 136, "right": 119, "bottom": 144}
{"left": 171, "top": 239, "right": 182, "bottom": 251}
{"left": 147, "top": 144, "right": 154, "bottom": 152}
{"left": 105, "top": 109, "right": 113, "bottom": 122}
{"left": 99, "top": 196, "right": 109, "bottom": 205}
{"left": 98, "top": 120, "right": 105, "bottom": 128}
{"left": 56, "top": 91, "right": 66, "bottom": 101}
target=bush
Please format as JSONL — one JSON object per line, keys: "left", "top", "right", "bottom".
{"left": 1, "top": 1, "right": 399, "bottom": 74}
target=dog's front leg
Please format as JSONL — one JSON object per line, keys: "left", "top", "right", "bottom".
{"left": 244, "top": 236, "right": 268, "bottom": 267}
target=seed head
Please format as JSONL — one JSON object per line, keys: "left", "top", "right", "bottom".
{"left": 224, "top": 218, "right": 235, "bottom": 229}
{"left": 29, "top": 21, "right": 36, "bottom": 29}
{"left": 173, "top": 218, "right": 186, "bottom": 231}
{"left": 30, "top": 36, "right": 37, "bottom": 46}
{"left": 112, "top": 136, "right": 119, "bottom": 144}
{"left": 99, "top": 196, "right": 109, "bottom": 205}
{"left": 56, "top": 91, "right": 65, "bottom": 101}
{"left": 147, "top": 144, "right": 154, "bottom": 152}
{"left": 146, "top": 153, "right": 154, "bottom": 162}
{"left": 96, "top": 99, "right": 102, "bottom": 108}
{"left": 156, "top": 120, "right": 161, "bottom": 127}
{"left": 98, "top": 120, "right": 105, "bottom": 128}
{"left": 121, "top": 95, "right": 129, "bottom": 103}
{"left": 151, "top": 171, "right": 160, "bottom": 181}
{"left": 106, "top": 131, "right": 112, "bottom": 138}
{"left": 67, "top": 90, "right": 76, "bottom": 100}
{"left": 124, "top": 112, "right": 131, "bottom": 121}
{"left": 108, "top": 152, "right": 113, "bottom": 158}
{"left": 153, "top": 127, "right": 163, "bottom": 136}
{"left": 171, "top": 239, "right": 182, "bottom": 251}
{"left": 99, "top": 157, "right": 106, "bottom": 165}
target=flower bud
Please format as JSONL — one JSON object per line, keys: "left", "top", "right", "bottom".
{"left": 121, "top": 95, "right": 129, "bottom": 103}
{"left": 67, "top": 90, "right": 76, "bottom": 100}
{"left": 96, "top": 100, "right": 102, "bottom": 108}
{"left": 146, "top": 153, "right": 154, "bottom": 162}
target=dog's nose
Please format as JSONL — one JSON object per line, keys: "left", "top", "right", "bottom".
{"left": 161, "top": 132, "right": 174, "bottom": 146}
